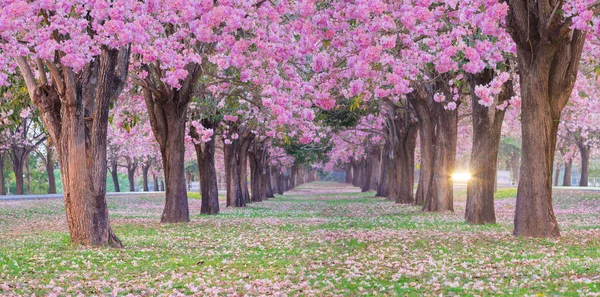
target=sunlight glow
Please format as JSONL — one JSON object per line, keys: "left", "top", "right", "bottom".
{"left": 451, "top": 172, "right": 472, "bottom": 182}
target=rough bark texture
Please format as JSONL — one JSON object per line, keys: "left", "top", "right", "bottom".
{"left": 249, "top": 144, "right": 264, "bottom": 202}
{"left": 17, "top": 46, "right": 129, "bottom": 247}
{"left": 24, "top": 153, "right": 31, "bottom": 194}
{"left": 465, "top": 71, "right": 512, "bottom": 224}
{"left": 142, "top": 159, "right": 152, "bottom": 192}
{"left": 361, "top": 150, "right": 374, "bottom": 192}
{"left": 575, "top": 139, "right": 589, "bottom": 187}
{"left": 376, "top": 143, "right": 389, "bottom": 197}
{"left": 510, "top": 151, "right": 520, "bottom": 185}
{"left": 141, "top": 63, "right": 202, "bottom": 224}
{"left": 425, "top": 103, "right": 458, "bottom": 212}
{"left": 409, "top": 88, "right": 435, "bottom": 207}
{"left": 126, "top": 158, "right": 138, "bottom": 192}
{"left": 266, "top": 162, "right": 275, "bottom": 199}
{"left": 192, "top": 121, "right": 220, "bottom": 215}
{"left": 0, "top": 152, "right": 5, "bottom": 195}
{"left": 110, "top": 160, "right": 120, "bottom": 193}
{"left": 382, "top": 103, "right": 419, "bottom": 204}
{"left": 507, "top": 0, "right": 586, "bottom": 237}
{"left": 45, "top": 148, "right": 57, "bottom": 194}
{"left": 239, "top": 133, "right": 254, "bottom": 203}
{"left": 224, "top": 138, "right": 245, "bottom": 207}
{"left": 395, "top": 118, "right": 418, "bottom": 204}
{"left": 12, "top": 152, "right": 25, "bottom": 195}
{"left": 562, "top": 159, "right": 572, "bottom": 186}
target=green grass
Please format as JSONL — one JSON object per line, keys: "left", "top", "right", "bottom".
{"left": 0, "top": 182, "right": 599, "bottom": 296}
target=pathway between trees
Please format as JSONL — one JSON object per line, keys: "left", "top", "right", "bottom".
{"left": 0, "top": 182, "right": 599, "bottom": 296}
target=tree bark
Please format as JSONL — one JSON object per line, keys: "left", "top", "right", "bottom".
{"left": 510, "top": 151, "right": 520, "bottom": 185}
{"left": 345, "top": 164, "right": 354, "bottom": 185}
{"left": 24, "top": 153, "right": 31, "bottom": 194}
{"left": 370, "top": 146, "right": 382, "bottom": 191}
{"left": 110, "top": 160, "right": 120, "bottom": 193}
{"left": 423, "top": 101, "right": 458, "bottom": 212}
{"left": 140, "top": 64, "right": 202, "bottom": 224}
{"left": 409, "top": 88, "right": 435, "bottom": 206}
{"left": 46, "top": 148, "right": 57, "bottom": 194}
{"left": 11, "top": 147, "right": 26, "bottom": 195}
{"left": 224, "top": 138, "right": 245, "bottom": 207}
{"left": 249, "top": 150, "right": 262, "bottom": 202}
{"left": 239, "top": 133, "right": 254, "bottom": 203}
{"left": 576, "top": 140, "right": 589, "bottom": 187}
{"left": 351, "top": 161, "right": 360, "bottom": 187}
{"left": 507, "top": 0, "right": 586, "bottom": 238}
{"left": 126, "top": 158, "right": 137, "bottom": 192}
{"left": 361, "top": 155, "right": 373, "bottom": 192}
{"left": 192, "top": 121, "right": 220, "bottom": 215}
{"left": 395, "top": 119, "right": 419, "bottom": 204}
{"left": 290, "top": 164, "right": 298, "bottom": 189}
{"left": 562, "top": 159, "right": 572, "bottom": 186}
{"left": 17, "top": 46, "right": 129, "bottom": 247}
{"left": 142, "top": 159, "right": 151, "bottom": 192}
{"left": 0, "top": 152, "right": 5, "bottom": 195}
{"left": 275, "top": 169, "right": 285, "bottom": 195}
{"left": 266, "top": 161, "right": 275, "bottom": 199}
{"left": 376, "top": 144, "right": 389, "bottom": 197}
{"left": 466, "top": 70, "right": 512, "bottom": 224}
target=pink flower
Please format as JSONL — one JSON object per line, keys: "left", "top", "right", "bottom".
{"left": 433, "top": 93, "right": 445, "bottom": 103}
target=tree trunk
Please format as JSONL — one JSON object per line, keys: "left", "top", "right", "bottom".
{"left": 159, "top": 114, "right": 190, "bottom": 222}
{"left": 141, "top": 64, "right": 202, "bottom": 224}
{"left": 376, "top": 143, "right": 389, "bottom": 197}
{"left": 409, "top": 89, "right": 435, "bottom": 206}
{"left": 553, "top": 162, "right": 562, "bottom": 187}
{"left": 153, "top": 174, "right": 159, "bottom": 192}
{"left": 351, "top": 162, "right": 360, "bottom": 187}
{"left": 142, "top": 162, "right": 150, "bottom": 192}
{"left": 11, "top": 150, "right": 25, "bottom": 195}
{"left": 270, "top": 167, "right": 279, "bottom": 196}
{"left": 46, "top": 149, "right": 57, "bottom": 194}
{"left": 110, "top": 160, "right": 120, "bottom": 193}
{"left": 576, "top": 141, "right": 589, "bottom": 187}
{"left": 361, "top": 156, "right": 373, "bottom": 192}
{"left": 266, "top": 162, "right": 275, "bottom": 198}
{"left": 290, "top": 164, "right": 298, "bottom": 189}
{"left": 16, "top": 47, "right": 129, "bottom": 247}
{"left": 249, "top": 150, "right": 262, "bottom": 202}
{"left": 160, "top": 179, "right": 165, "bottom": 191}
{"left": 24, "top": 153, "right": 31, "bottom": 194}
{"left": 507, "top": 0, "right": 586, "bottom": 238}
{"left": 275, "top": 169, "right": 285, "bottom": 195}
{"left": 192, "top": 121, "right": 220, "bottom": 215}
{"left": 466, "top": 70, "right": 511, "bottom": 224}
{"left": 224, "top": 138, "right": 245, "bottom": 207}
{"left": 395, "top": 118, "right": 419, "bottom": 204}
{"left": 370, "top": 147, "right": 381, "bottom": 191}
{"left": 0, "top": 152, "right": 5, "bottom": 195}
{"left": 127, "top": 160, "right": 137, "bottom": 192}
{"left": 562, "top": 159, "right": 572, "bottom": 187}
{"left": 345, "top": 164, "right": 354, "bottom": 184}
{"left": 239, "top": 134, "right": 253, "bottom": 203}
{"left": 510, "top": 152, "right": 520, "bottom": 185}
{"left": 423, "top": 104, "right": 458, "bottom": 212}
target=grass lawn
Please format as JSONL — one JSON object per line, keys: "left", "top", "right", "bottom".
{"left": 0, "top": 182, "right": 599, "bottom": 296}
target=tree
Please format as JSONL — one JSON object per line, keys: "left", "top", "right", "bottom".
{"left": 506, "top": 0, "right": 593, "bottom": 237}
{"left": 1, "top": 2, "right": 133, "bottom": 246}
